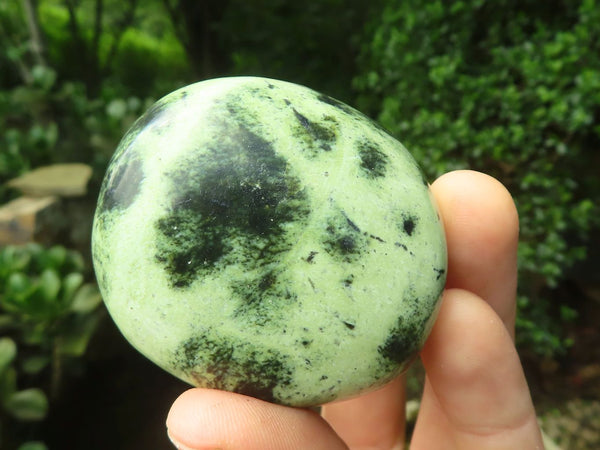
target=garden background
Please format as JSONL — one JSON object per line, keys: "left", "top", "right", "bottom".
{"left": 1, "top": 0, "right": 599, "bottom": 448}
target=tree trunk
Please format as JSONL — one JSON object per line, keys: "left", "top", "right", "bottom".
{"left": 164, "top": 0, "right": 230, "bottom": 79}
{"left": 21, "top": 0, "right": 47, "bottom": 67}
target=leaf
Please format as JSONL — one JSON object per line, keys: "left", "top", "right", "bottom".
{"left": 106, "top": 98, "right": 128, "bottom": 120}
{"left": 0, "top": 337, "right": 17, "bottom": 373}
{"left": 31, "top": 65, "right": 57, "bottom": 91}
{"left": 69, "top": 283, "right": 102, "bottom": 314}
{"left": 0, "top": 315, "right": 17, "bottom": 331}
{"left": 39, "top": 269, "right": 61, "bottom": 303}
{"left": 61, "top": 273, "right": 84, "bottom": 307}
{"left": 0, "top": 366, "right": 17, "bottom": 402}
{"left": 18, "top": 442, "right": 48, "bottom": 450}
{"left": 4, "top": 388, "right": 49, "bottom": 421}
{"left": 57, "top": 313, "right": 102, "bottom": 357}
{"left": 21, "top": 355, "right": 50, "bottom": 375}
{"left": 34, "top": 246, "right": 66, "bottom": 272}
{"left": 7, "top": 272, "right": 31, "bottom": 297}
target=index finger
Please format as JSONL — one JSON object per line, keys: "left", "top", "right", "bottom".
{"left": 430, "top": 170, "right": 519, "bottom": 335}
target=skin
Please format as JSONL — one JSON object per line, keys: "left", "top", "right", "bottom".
{"left": 165, "top": 170, "right": 544, "bottom": 449}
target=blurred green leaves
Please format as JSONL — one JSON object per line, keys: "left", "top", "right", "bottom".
{"left": 0, "top": 244, "right": 102, "bottom": 352}
{"left": 0, "top": 244, "right": 103, "bottom": 449}
{"left": 356, "top": 0, "right": 600, "bottom": 356}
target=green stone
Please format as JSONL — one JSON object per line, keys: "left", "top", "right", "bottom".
{"left": 92, "top": 77, "right": 447, "bottom": 407}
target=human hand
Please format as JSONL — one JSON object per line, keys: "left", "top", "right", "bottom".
{"left": 166, "top": 170, "right": 544, "bottom": 449}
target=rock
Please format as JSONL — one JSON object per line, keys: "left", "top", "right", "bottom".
{"left": 92, "top": 77, "right": 447, "bottom": 407}
{"left": 0, "top": 195, "right": 59, "bottom": 245}
{"left": 7, "top": 163, "right": 92, "bottom": 197}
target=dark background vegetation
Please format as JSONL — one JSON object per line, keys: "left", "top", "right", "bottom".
{"left": 1, "top": 0, "right": 599, "bottom": 448}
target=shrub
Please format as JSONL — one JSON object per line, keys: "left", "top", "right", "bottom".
{"left": 355, "top": 0, "right": 600, "bottom": 356}
{"left": 0, "top": 244, "right": 103, "bottom": 449}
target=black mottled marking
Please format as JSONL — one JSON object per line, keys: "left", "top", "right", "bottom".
{"left": 338, "top": 235, "right": 356, "bottom": 253}
{"left": 322, "top": 212, "right": 366, "bottom": 262}
{"left": 343, "top": 274, "right": 354, "bottom": 287}
{"left": 306, "top": 251, "right": 318, "bottom": 263}
{"left": 300, "top": 339, "right": 312, "bottom": 347}
{"left": 369, "top": 234, "right": 385, "bottom": 243}
{"left": 394, "top": 242, "right": 415, "bottom": 256}
{"left": 98, "top": 156, "right": 144, "bottom": 213}
{"left": 291, "top": 108, "right": 338, "bottom": 155}
{"left": 316, "top": 93, "right": 358, "bottom": 116}
{"left": 402, "top": 214, "right": 418, "bottom": 236}
{"left": 378, "top": 314, "right": 424, "bottom": 365}
{"left": 177, "top": 331, "right": 292, "bottom": 404}
{"left": 258, "top": 271, "right": 277, "bottom": 291}
{"left": 434, "top": 267, "right": 446, "bottom": 281}
{"left": 342, "top": 211, "right": 361, "bottom": 233}
{"left": 230, "top": 268, "right": 298, "bottom": 323}
{"left": 293, "top": 108, "right": 311, "bottom": 130}
{"left": 316, "top": 93, "right": 392, "bottom": 136}
{"left": 155, "top": 120, "right": 309, "bottom": 290}
{"left": 395, "top": 242, "right": 407, "bottom": 251}
{"left": 357, "top": 141, "right": 388, "bottom": 179}
{"left": 343, "top": 321, "right": 355, "bottom": 330}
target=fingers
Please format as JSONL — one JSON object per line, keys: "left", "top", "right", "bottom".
{"left": 412, "top": 171, "right": 542, "bottom": 448}
{"left": 413, "top": 289, "right": 543, "bottom": 449}
{"left": 321, "top": 375, "right": 406, "bottom": 449}
{"left": 430, "top": 170, "right": 519, "bottom": 334}
{"left": 166, "top": 388, "right": 347, "bottom": 450}
{"left": 321, "top": 170, "right": 520, "bottom": 447}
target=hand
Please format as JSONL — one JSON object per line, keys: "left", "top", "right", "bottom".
{"left": 166, "top": 170, "right": 544, "bottom": 449}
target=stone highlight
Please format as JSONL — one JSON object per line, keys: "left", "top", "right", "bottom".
{"left": 92, "top": 76, "right": 447, "bottom": 407}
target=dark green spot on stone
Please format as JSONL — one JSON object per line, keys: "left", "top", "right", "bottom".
{"left": 291, "top": 108, "right": 338, "bottom": 155}
{"left": 343, "top": 321, "right": 355, "bottom": 330}
{"left": 402, "top": 215, "right": 418, "bottom": 236}
{"left": 177, "top": 331, "right": 292, "bottom": 404}
{"left": 378, "top": 314, "right": 423, "bottom": 366}
{"left": 98, "top": 156, "right": 144, "bottom": 213}
{"left": 154, "top": 116, "right": 309, "bottom": 289}
{"left": 358, "top": 141, "right": 388, "bottom": 179}
{"left": 323, "top": 212, "right": 366, "bottom": 262}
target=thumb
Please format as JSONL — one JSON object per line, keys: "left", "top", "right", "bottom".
{"left": 166, "top": 388, "right": 347, "bottom": 449}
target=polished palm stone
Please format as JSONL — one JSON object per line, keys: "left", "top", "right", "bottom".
{"left": 92, "top": 76, "right": 447, "bottom": 407}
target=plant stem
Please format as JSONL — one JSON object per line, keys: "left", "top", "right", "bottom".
{"left": 51, "top": 338, "right": 62, "bottom": 400}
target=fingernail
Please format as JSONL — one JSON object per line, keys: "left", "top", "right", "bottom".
{"left": 167, "top": 433, "right": 192, "bottom": 450}
{"left": 167, "top": 432, "right": 222, "bottom": 450}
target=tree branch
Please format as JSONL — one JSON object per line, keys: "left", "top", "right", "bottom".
{"left": 21, "top": 0, "right": 47, "bottom": 67}
{"left": 161, "top": 0, "right": 190, "bottom": 54}
{"left": 101, "top": 0, "right": 139, "bottom": 75}
{"left": 63, "top": 0, "right": 82, "bottom": 43}
{"left": 91, "top": 0, "right": 104, "bottom": 63}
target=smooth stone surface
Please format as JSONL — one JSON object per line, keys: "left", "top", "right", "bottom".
{"left": 92, "top": 77, "right": 447, "bottom": 407}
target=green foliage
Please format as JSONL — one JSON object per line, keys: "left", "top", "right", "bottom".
{"left": 0, "top": 244, "right": 103, "bottom": 448}
{"left": 111, "top": 27, "right": 189, "bottom": 97}
{"left": 0, "top": 0, "right": 191, "bottom": 205}
{"left": 219, "top": 0, "right": 383, "bottom": 102}
{"left": 38, "top": 0, "right": 191, "bottom": 98}
{"left": 355, "top": 0, "right": 600, "bottom": 356}
{"left": 0, "top": 244, "right": 102, "bottom": 351}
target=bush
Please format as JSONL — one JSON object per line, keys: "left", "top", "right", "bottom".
{"left": 0, "top": 244, "right": 103, "bottom": 449}
{"left": 355, "top": 0, "right": 600, "bottom": 356}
